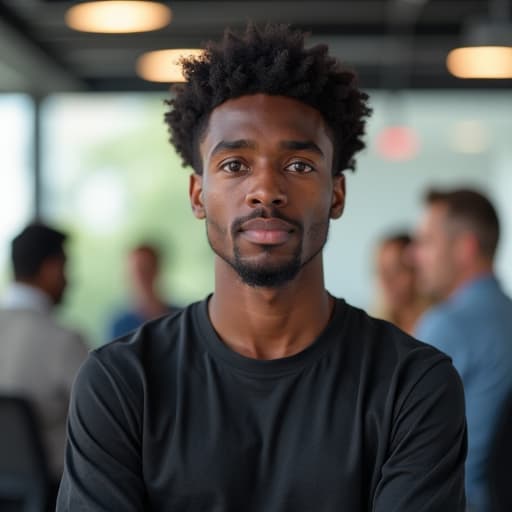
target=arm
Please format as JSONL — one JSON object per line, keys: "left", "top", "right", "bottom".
{"left": 56, "top": 352, "right": 146, "bottom": 511}
{"left": 373, "top": 359, "right": 467, "bottom": 511}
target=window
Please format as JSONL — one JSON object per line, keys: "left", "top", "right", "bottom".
{"left": 0, "top": 94, "right": 33, "bottom": 290}
{"left": 42, "top": 94, "right": 213, "bottom": 346}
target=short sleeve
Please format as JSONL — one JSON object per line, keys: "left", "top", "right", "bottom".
{"left": 372, "top": 359, "right": 467, "bottom": 511}
{"left": 56, "top": 352, "right": 146, "bottom": 511}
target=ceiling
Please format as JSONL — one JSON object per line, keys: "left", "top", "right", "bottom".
{"left": 0, "top": 0, "right": 510, "bottom": 93}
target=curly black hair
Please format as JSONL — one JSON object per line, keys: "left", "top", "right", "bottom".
{"left": 165, "top": 23, "right": 372, "bottom": 175}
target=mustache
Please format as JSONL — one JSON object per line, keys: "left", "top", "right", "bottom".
{"left": 231, "top": 208, "right": 303, "bottom": 237}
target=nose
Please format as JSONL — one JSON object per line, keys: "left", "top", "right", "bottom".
{"left": 244, "top": 166, "right": 288, "bottom": 208}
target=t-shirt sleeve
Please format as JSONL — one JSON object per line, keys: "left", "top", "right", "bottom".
{"left": 372, "top": 358, "right": 467, "bottom": 511}
{"left": 56, "top": 351, "right": 146, "bottom": 511}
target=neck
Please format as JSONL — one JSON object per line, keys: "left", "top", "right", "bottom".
{"left": 134, "top": 285, "right": 167, "bottom": 318}
{"left": 391, "top": 299, "right": 425, "bottom": 334}
{"left": 447, "top": 260, "right": 494, "bottom": 299}
{"left": 209, "top": 254, "right": 333, "bottom": 360}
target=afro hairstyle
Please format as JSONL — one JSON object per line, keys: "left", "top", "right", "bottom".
{"left": 164, "top": 23, "right": 372, "bottom": 175}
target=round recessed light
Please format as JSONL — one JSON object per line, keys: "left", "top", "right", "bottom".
{"left": 65, "top": 1, "right": 172, "bottom": 34}
{"left": 136, "top": 49, "right": 203, "bottom": 83}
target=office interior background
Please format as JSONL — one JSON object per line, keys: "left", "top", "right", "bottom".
{"left": 0, "top": 0, "right": 511, "bottom": 346}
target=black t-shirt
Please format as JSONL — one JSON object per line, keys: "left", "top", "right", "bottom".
{"left": 57, "top": 297, "right": 466, "bottom": 511}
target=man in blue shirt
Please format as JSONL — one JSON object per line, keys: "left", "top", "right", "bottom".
{"left": 414, "top": 188, "right": 512, "bottom": 512}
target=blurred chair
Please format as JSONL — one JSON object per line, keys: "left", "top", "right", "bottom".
{"left": 0, "top": 396, "right": 50, "bottom": 512}
{"left": 488, "top": 391, "right": 512, "bottom": 512}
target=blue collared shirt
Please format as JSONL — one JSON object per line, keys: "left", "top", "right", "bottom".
{"left": 415, "top": 274, "right": 512, "bottom": 512}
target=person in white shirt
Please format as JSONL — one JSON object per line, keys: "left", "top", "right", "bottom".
{"left": 0, "top": 223, "right": 89, "bottom": 490}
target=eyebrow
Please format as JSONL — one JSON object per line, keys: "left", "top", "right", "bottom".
{"left": 210, "top": 139, "right": 256, "bottom": 157}
{"left": 279, "top": 140, "right": 324, "bottom": 157}
{"left": 210, "top": 139, "right": 325, "bottom": 158}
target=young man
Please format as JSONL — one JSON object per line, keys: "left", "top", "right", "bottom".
{"left": 57, "top": 24, "right": 466, "bottom": 511}
{"left": 414, "top": 188, "right": 512, "bottom": 512}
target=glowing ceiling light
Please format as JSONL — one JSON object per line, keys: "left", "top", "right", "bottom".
{"left": 136, "top": 49, "right": 203, "bottom": 83}
{"left": 447, "top": 46, "right": 512, "bottom": 79}
{"left": 65, "top": 1, "right": 172, "bottom": 34}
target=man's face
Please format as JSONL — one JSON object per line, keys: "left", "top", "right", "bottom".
{"left": 414, "top": 204, "right": 458, "bottom": 300}
{"left": 128, "top": 249, "right": 159, "bottom": 291}
{"left": 191, "top": 94, "right": 345, "bottom": 288}
{"left": 42, "top": 254, "right": 68, "bottom": 305}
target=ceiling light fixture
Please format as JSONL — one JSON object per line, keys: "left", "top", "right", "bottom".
{"left": 65, "top": 1, "right": 172, "bottom": 34}
{"left": 446, "top": 0, "right": 512, "bottom": 79}
{"left": 136, "top": 49, "right": 203, "bottom": 83}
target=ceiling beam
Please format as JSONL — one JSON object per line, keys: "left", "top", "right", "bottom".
{"left": 0, "top": 2, "right": 86, "bottom": 93}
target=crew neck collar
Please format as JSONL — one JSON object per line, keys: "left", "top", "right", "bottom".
{"left": 195, "top": 295, "right": 348, "bottom": 378}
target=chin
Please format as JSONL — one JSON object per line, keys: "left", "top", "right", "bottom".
{"left": 238, "top": 267, "right": 300, "bottom": 288}
{"left": 232, "top": 256, "right": 302, "bottom": 288}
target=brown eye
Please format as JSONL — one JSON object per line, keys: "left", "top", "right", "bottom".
{"left": 285, "top": 161, "right": 314, "bottom": 173}
{"left": 221, "top": 160, "right": 249, "bottom": 173}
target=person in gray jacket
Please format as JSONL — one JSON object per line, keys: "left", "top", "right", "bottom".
{"left": 0, "top": 223, "right": 89, "bottom": 487}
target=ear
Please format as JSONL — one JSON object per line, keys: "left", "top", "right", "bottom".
{"left": 330, "top": 174, "right": 345, "bottom": 219}
{"left": 189, "top": 173, "right": 205, "bottom": 219}
{"left": 457, "top": 231, "right": 479, "bottom": 263}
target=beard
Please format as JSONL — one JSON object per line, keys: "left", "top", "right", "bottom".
{"left": 232, "top": 243, "right": 302, "bottom": 288}
{"left": 206, "top": 208, "right": 330, "bottom": 288}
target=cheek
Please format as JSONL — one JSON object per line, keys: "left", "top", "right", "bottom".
{"left": 306, "top": 190, "right": 334, "bottom": 222}
{"left": 203, "top": 190, "right": 228, "bottom": 220}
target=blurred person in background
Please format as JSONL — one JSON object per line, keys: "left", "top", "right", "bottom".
{"left": 107, "top": 243, "right": 180, "bottom": 339}
{"left": 0, "top": 223, "right": 89, "bottom": 499}
{"left": 374, "top": 232, "right": 428, "bottom": 334}
{"left": 414, "top": 188, "right": 512, "bottom": 512}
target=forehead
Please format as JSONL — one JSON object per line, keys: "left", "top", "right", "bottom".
{"left": 200, "top": 94, "right": 333, "bottom": 156}
{"left": 131, "top": 248, "right": 158, "bottom": 262}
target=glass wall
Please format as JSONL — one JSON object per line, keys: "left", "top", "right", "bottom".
{"left": 2, "top": 90, "right": 510, "bottom": 346}
{"left": 41, "top": 94, "right": 213, "bottom": 346}
{"left": 0, "top": 94, "right": 33, "bottom": 289}
{"left": 324, "top": 91, "right": 512, "bottom": 310}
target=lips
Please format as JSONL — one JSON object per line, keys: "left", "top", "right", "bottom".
{"left": 239, "top": 218, "right": 294, "bottom": 245}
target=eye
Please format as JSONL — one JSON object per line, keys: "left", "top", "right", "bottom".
{"left": 220, "top": 160, "right": 249, "bottom": 173}
{"left": 285, "top": 161, "right": 315, "bottom": 174}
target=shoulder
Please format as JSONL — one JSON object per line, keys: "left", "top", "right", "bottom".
{"left": 93, "top": 300, "right": 204, "bottom": 387}
{"left": 0, "top": 308, "right": 83, "bottom": 343}
{"left": 341, "top": 301, "right": 450, "bottom": 367}
{"left": 337, "top": 301, "right": 461, "bottom": 401}
{"left": 335, "top": 300, "right": 464, "bottom": 435}
{"left": 414, "top": 302, "right": 465, "bottom": 354}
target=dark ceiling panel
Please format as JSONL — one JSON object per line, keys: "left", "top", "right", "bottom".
{"left": 0, "top": 0, "right": 508, "bottom": 92}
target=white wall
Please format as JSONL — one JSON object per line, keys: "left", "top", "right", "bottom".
{"left": 324, "top": 91, "right": 512, "bottom": 309}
